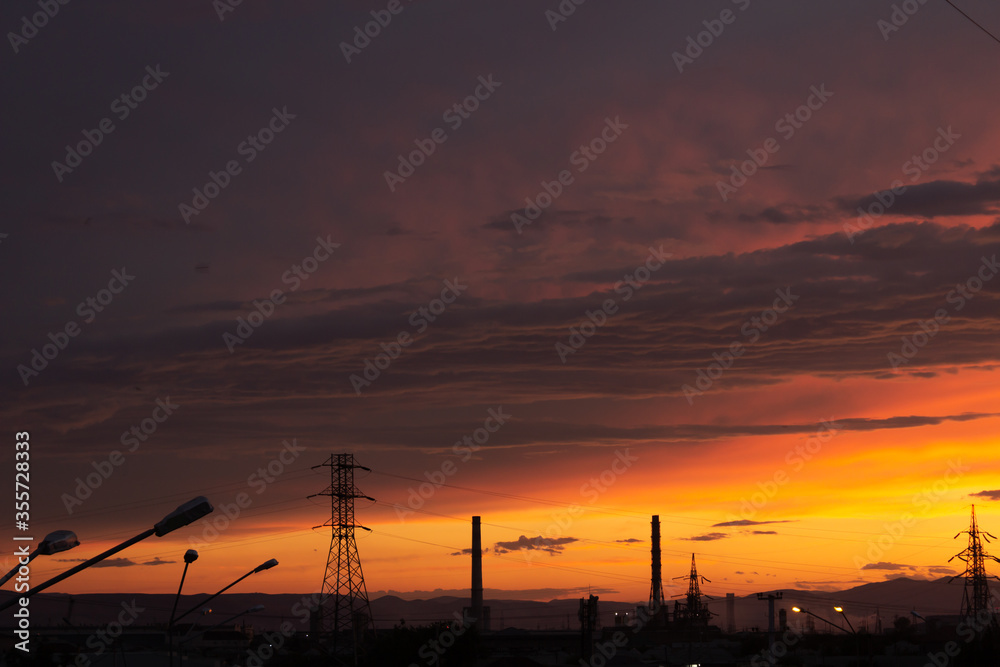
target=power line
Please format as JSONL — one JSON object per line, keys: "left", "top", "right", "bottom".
{"left": 946, "top": 0, "right": 1000, "bottom": 46}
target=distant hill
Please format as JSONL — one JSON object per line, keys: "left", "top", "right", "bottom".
{"left": 0, "top": 577, "right": 978, "bottom": 632}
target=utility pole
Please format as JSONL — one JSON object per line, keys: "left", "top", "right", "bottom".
{"left": 756, "top": 592, "right": 783, "bottom": 652}
{"left": 578, "top": 594, "right": 598, "bottom": 660}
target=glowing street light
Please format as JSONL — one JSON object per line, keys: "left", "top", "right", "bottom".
{"left": 792, "top": 606, "right": 850, "bottom": 633}
{"left": 834, "top": 606, "right": 857, "bottom": 635}
{"left": 0, "top": 530, "right": 79, "bottom": 588}
{"left": 834, "top": 605, "right": 862, "bottom": 665}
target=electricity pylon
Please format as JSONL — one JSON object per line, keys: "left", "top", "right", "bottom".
{"left": 310, "top": 454, "right": 375, "bottom": 664}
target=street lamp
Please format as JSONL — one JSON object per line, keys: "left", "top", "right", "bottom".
{"left": 834, "top": 606, "right": 857, "bottom": 634}
{"left": 791, "top": 606, "right": 850, "bottom": 633}
{"left": 0, "top": 497, "right": 213, "bottom": 613}
{"left": 180, "top": 604, "right": 265, "bottom": 643}
{"left": 0, "top": 530, "right": 79, "bottom": 587}
{"left": 834, "top": 605, "right": 862, "bottom": 666}
{"left": 174, "top": 559, "right": 278, "bottom": 626}
{"left": 171, "top": 550, "right": 199, "bottom": 626}
{"left": 168, "top": 549, "right": 199, "bottom": 667}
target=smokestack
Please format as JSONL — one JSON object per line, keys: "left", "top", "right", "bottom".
{"left": 472, "top": 516, "right": 483, "bottom": 628}
{"left": 649, "top": 515, "right": 663, "bottom": 611}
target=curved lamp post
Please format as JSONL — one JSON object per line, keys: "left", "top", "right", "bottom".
{"left": 168, "top": 549, "right": 199, "bottom": 667}
{"left": 0, "top": 497, "right": 213, "bottom": 613}
{"left": 0, "top": 530, "right": 79, "bottom": 587}
{"left": 792, "top": 606, "right": 850, "bottom": 634}
{"left": 834, "top": 605, "right": 862, "bottom": 665}
{"left": 174, "top": 559, "right": 278, "bottom": 626}
{"left": 793, "top": 606, "right": 859, "bottom": 665}
{"left": 171, "top": 549, "right": 199, "bottom": 626}
{"left": 180, "top": 604, "right": 266, "bottom": 644}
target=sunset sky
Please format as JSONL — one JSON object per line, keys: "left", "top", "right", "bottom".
{"left": 3, "top": 0, "right": 1000, "bottom": 619}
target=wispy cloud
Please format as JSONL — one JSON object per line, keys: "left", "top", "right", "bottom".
{"left": 683, "top": 532, "right": 729, "bottom": 542}
{"left": 494, "top": 535, "right": 578, "bottom": 555}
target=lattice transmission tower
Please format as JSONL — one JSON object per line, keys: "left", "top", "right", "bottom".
{"left": 949, "top": 505, "right": 1000, "bottom": 623}
{"left": 673, "top": 553, "right": 712, "bottom": 625}
{"left": 310, "top": 454, "right": 375, "bottom": 662}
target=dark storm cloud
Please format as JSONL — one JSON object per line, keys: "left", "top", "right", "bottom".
{"left": 5, "top": 220, "right": 1000, "bottom": 464}
{"left": 839, "top": 176, "right": 1000, "bottom": 219}
{"left": 482, "top": 210, "right": 616, "bottom": 234}
{"left": 737, "top": 204, "right": 831, "bottom": 224}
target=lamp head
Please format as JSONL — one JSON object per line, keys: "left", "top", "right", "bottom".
{"left": 834, "top": 606, "right": 844, "bottom": 613}
{"left": 184, "top": 549, "right": 199, "bottom": 564}
{"left": 254, "top": 558, "right": 278, "bottom": 573}
{"left": 155, "top": 497, "right": 214, "bottom": 536}
{"left": 38, "top": 530, "right": 79, "bottom": 556}
{"left": 792, "top": 607, "right": 802, "bottom": 613}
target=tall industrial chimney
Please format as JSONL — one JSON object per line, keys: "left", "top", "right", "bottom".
{"left": 472, "top": 516, "right": 483, "bottom": 629}
{"left": 649, "top": 515, "right": 664, "bottom": 611}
